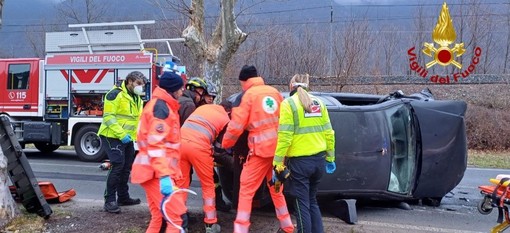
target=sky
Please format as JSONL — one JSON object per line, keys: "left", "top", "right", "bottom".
{"left": 1, "top": 0, "right": 508, "bottom": 57}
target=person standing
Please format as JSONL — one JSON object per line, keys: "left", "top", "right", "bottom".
{"left": 131, "top": 71, "right": 186, "bottom": 233}
{"left": 98, "top": 71, "right": 146, "bottom": 213}
{"left": 176, "top": 101, "right": 232, "bottom": 233}
{"left": 272, "top": 74, "right": 336, "bottom": 233}
{"left": 222, "top": 65, "right": 294, "bottom": 233}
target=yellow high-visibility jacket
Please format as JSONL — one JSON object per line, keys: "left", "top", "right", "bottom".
{"left": 273, "top": 92, "right": 335, "bottom": 166}
{"left": 98, "top": 81, "right": 142, "bottom": 140}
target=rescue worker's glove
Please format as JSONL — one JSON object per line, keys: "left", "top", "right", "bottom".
{"left": 325, "top": 162, "right": 336, "bottom": 174}
{"left": 213, "top": 151, "right": 234, "bottom": 171}
{"left": 120, "top": 135, "right": 132, "bottom": 144}
{"left": 159, "top": 176, "right": 175, "bottom": 196}
{"left": 274, "top": 165, "right": 290, "bottom": 182}
{"left": 271, "top": 170, "right": 278, "bottom": 184}
{"left": 271, "top": 165, "right": 290, "bottom": 193}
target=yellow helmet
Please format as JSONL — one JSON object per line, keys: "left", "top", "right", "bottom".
{"left": 186, "top": 77, "right": 207, "bottom": 91}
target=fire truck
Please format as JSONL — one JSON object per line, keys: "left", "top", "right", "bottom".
{"left": 0, "top": 21, "right": 185, "bottom": 162}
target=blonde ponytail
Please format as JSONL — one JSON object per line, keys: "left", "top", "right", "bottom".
{"left": 290, "top": 74, "right": 313, "bottom": 113}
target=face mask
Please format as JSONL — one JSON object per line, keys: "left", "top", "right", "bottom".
{"left": 133, "top": 85, "right": 144, "bottom": 95}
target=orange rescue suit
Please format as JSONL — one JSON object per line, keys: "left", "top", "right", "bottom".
{"left": 222, "top": 77, "right": 294, "bottom": 233}
{"left": 131, "top": 86, "right": 186, "bottom": 233}
{"left": 177, "top": 104, "right": 230, "bottom": 225}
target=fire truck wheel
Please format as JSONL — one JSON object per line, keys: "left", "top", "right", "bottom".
{"left": 74, "top": 124, "right": 106, "bottom": 162}
{"left": 33, "top": 142, "right": 60, "bottom": 153}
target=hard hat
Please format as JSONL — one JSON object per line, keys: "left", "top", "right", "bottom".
{"left": 206, "top": 81, "right": 218, "bottom": 97}
{"left": 186, "top": 77, "right": 207, "bottom": 91}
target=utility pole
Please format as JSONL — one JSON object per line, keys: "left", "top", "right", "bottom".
{"left": 0, "top": 0, "right": 3, "bottom": 28}
{"left": 328, "top": 0, "right": 333, "bottom": 78}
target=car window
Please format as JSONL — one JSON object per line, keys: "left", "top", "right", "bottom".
{"left": 385, "top": 105, "right": 416, "bottom": 194}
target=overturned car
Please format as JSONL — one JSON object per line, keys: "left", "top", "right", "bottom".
{"left": 217, "top": 89, "right": 467, "bottom": 207}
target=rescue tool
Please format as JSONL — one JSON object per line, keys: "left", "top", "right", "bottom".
{"left": 160, "top": 188, "right": 198, "bottom": 233}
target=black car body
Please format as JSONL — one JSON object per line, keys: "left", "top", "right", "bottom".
{"left": 220, "top": 89, "right": 467, "bottom": 206}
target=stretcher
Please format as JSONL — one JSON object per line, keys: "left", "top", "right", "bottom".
{"left": 478, "top": 174, "right": 510, "bottom": 233}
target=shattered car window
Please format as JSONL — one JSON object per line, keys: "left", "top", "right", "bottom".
{"left": 385, "top": 105, "right": 416, "bottom": 194}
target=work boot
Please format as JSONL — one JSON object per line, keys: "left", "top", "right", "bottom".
{"left": 104, "top": 201, "right": 120, "bottom": 213}
{"left": 205, "top": 223, "right": 221, "bottom": 233}
{"left": 117, "top": 197, "right": 141, "bottom": 206}
{"left": 215, "top": 186, "right": 231, "bottom": 212}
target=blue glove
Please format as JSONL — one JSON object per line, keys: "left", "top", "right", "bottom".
{"left": 160, "top": 176, "right": 175, "bottom": 196}
{"left": 271, "top": 170, "right": 278, "bottom": 184}
{"left": 120, "top": 135, "right": 132, "bottom": 144}
{"left": 326, "top": 162, "right": 336, "bottom": 174}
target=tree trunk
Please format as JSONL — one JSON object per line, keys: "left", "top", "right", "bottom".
{"left": 0, "top": 0, "right": 19, "bottom": 227}
{"left": 182, "top": 0, "right": 247, "bottom": 100}
{"left": 0, "top": 149, "right": 19, "bottom": 227}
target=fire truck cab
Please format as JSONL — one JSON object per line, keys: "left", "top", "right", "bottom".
{"left": 0, "top": 20, "right": 185, "bottom": 161}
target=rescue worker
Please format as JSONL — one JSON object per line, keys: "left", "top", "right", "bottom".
{"left": 222, "top": 65, "right": 294, "bottom": 233}
{"left": 131, "top": 71, "right": 186, "bottom": 233}
{"left": 176, "top": 100, "right": 233, "bottom": 233}
{"left": 204, "top": 81, "right": 232, "bottom": 212}
{"left": 178, "top": 77, "right": 209, "bottom": 124}
{"left": 272, "top": 74, "right": 336, "bottom": 233}
{"left": 177, "top": 77, "right": 208, "bottom": 226}
{"left": 98, "top": 71, "right": 146, "bottom": 213}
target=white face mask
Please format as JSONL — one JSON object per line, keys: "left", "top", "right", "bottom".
{"left": 133, "top": 85, "right": 144, "bottom": 95}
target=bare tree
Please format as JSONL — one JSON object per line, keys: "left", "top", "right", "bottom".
{"left": 0, "top": 0, "right": 20, "bottom": 226}
{"left": 332, "top": 19, "right": 373, "bottom": 91}
{"left": 56, "top": 0, "right": 112, "bottom": 24}
{"left": 505, "top": 5, "right": 510, "bottom": 73}
{"left": 154, "top": 0, "right": 247, "bottom": 99}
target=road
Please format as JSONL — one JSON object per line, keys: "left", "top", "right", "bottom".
{"left": 23, "top": 149, "right": 506, "bottom": 232}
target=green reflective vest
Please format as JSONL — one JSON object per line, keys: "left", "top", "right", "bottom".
{"left": 273, "top": 93, "right": 335, "bottom": 166}
{"left": 98, "top": 81, "right": 143, "bottom": 140}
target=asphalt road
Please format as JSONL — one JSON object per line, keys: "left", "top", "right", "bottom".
{"left": 22, "top": 148, "right": 507, "bottom": 232}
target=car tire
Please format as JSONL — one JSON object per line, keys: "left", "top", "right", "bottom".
{"left": 33, "top": 142, "right": 60, "bottom": 153}
{"left": 74, "top": 124, "right": 106, "bottom": 162}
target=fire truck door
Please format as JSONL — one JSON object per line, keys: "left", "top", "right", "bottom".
{"left": 0, "top": 60, "right": 39, "bottom": 115}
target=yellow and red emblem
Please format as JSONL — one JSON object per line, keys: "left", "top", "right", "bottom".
{"left": 422, "top": 2, "right": 465, "bottom": 69}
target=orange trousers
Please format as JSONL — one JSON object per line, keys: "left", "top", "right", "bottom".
{"left": 176, "top": 139, "right": 217, "bottom": 224}
{"left": 141, "top": 178, "right": 187, "bottom": 233}
{"left": 234, "top": 156, "right": 294, "bottom": 233}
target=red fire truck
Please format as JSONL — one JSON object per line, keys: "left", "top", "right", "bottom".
{"left": 0, "top": 21, "right": 185, "bottom": 161}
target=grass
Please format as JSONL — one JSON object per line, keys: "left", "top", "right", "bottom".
{"left": 3, "top": 209, "right": 45, "bottom": 233}
{"left": 468, "top": 150, "right": 510, "bottom": 169}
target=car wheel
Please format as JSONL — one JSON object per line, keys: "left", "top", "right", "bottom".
{"left": 477, "top": 196, "right": 493, "bottom": 215}
{"left": 33, "top": 142, "right": 60, "bottom": 153}
{"left": 74, "top": 124, "right": 106, "bottom": 162}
